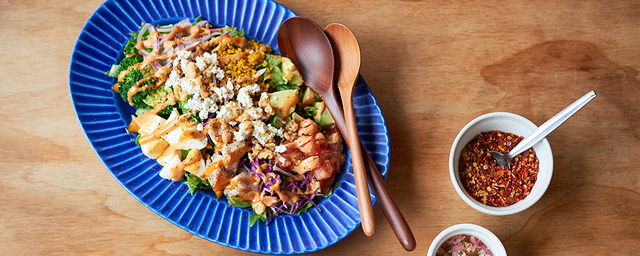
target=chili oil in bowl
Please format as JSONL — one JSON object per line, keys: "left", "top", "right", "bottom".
{"left": 449, "top": 112, "right": 553, "bottom": 215}
{"left": 427, "top": 223, "right": 506, "bottom": 256}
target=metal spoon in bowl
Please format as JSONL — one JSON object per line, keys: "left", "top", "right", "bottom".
{"left": 488, "top": 90, "right": 596, "bottom": 169}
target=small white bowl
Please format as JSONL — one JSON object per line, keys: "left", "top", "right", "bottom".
{"left": 427, "top": 224, "right": 507, "bottom": 256}
{"left": 449, "top": 112, "right": 554, "bottom": 215}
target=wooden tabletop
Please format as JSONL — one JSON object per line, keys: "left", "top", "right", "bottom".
{"left": 2, "top": 0, "right": 639, "bottom": 255}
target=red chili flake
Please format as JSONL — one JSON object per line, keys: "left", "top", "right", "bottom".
{"left": 459, "top": 131, "right": 539, "bottom": 207}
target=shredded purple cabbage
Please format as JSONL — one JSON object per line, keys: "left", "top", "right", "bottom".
{"left": 247, "top": 154, "right": 324, "bottom": 225}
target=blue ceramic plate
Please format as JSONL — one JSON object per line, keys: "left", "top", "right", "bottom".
{"left": 69, "top": 0, "right": 389, "bottom": 254}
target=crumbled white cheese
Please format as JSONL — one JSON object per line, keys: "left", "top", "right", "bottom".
{"left": 216, "top": 101, "right": 240, "bottom": 125}
{"left": 173, "top": 50, "right": 192, "bottom": 67}
{"left": 164, "top": 70, "right": 181, "bottom": 91}
{"left": 215, "top": 68, "right": 225, "bottom": 80}
{"left": 228, "top": 79, "right": 239, "bottom": 93}
{"left": 212, "top": 79, "right": 236, "bottom": 102}
{"left": 246, "top": 84, "right": 261, "bottom": 94}
{"left": 267, "top": 124, "right": 283, "bottom": 137}
{"left": 237, "top": 86, "right": 254, "bottom": 108}
{"left": 216, "top": 103, "right": 231, "bottom": 120}
{"left": 233, "top": 121, "right": 253, "bottom": 142}
{"left": 245, "top": 107, "right": 264, "bottom": 120}
{"left": 252, "top": 120, "right": 276, "bottom": 146}
{"left": 180, "top": 78, "right": 200, "bottom": 95}
{"left": 183, "top": 94, "right": 200, "bottom": 109}
{"left": 274, "top": 145, "right": 287, "bottom": 153}
{"left": 237, "top": 92, "right": 252, "bottom": 109}
{"left": 195, "top": 52, "right": 218, "bottom": 71}
{"left": 185, "top": 94, "right": 219, "bottom": 120}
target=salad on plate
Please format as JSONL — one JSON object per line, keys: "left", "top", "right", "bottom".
{"left": 107, "top": 18, "right": 345, "bottom": 225}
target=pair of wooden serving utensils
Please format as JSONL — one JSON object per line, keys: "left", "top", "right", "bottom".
{"left": 277, "top": 17, "right": 416, "bottom": 251}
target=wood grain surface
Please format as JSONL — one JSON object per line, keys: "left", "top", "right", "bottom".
{"left": 2, "top": 0, "right": 639, "bottom": 255}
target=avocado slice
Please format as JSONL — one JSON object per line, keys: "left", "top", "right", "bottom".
{"left": 313, "top": 102, "right": 335, "bottom": 127}
{"left": 267, "top": 89, "right": 298, "bottom": 117}
{"left": 300, "top": 87, "right": 321, "bottom": 106}
{"left": 291, "top": 112, "right": 306, "bottom": 123}
{"left": 282, "top": 57, "right": 304, "bottom": 86}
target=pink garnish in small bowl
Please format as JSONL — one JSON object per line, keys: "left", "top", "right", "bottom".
{"left": 436, "top": 234, "right": 493, "bottom": 256}
{"left": 428, "top": 224, "right": 506, "bottom": 256}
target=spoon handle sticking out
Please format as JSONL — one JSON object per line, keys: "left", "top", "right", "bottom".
{"left": 361, "top": 140, "right": 417, "bottom": 251}
{"left": 325, "top": 23, "right": 416, "bottom": 250}
{"left": 508, "top": 90, "right": 597, "bottom": 159}
{"left": 342, "top": 81, "right": 375, "bottom": 237}
{"left": 325, "top": 23, "right": 375, "bottom": 237}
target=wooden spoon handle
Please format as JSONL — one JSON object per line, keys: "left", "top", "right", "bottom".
{"left": 323, "top": 88, "right": 415, "bottom": 249}
{"left": 361, "top": 140, "right": 416, "bottom": 251}
{"left": 342, "top": 94, "right": 375, "bottom": 237}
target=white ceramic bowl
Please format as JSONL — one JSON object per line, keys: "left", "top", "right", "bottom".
{"left": 449, "top": 112, "right": 553, "bottom": 215}
{"left": 427, "top": 224, "right": 507, "bottom": 256}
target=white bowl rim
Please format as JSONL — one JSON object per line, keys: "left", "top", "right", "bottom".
{"left": 448, "top": 112, "right": 554, "bottom": 215}
{"left": 427, "top": 223, "right": 507, "bottom": 256}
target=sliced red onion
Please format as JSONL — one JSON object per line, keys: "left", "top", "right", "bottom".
{"left": 201, "top": 32, "right": 218, "bottom": 41}
{"left": 137, "top": 23, "right": 152, "bottom": 45}
{"left": 158, "top": 34, "right": 170, "bottom": 49}
{"left": 137, "top": 47, "right": 150, "bottom": 57}
{"left": 156, "top": 26, "right": 174, "bottom": 33}
{"left": 152, "top": 61, "right": 162, "bottom": 70}
{"left": 175, "top": 41, "right": 200, "bottom": 51}
{"left": 150, "top": 26, "right": 160, "bottom": 51}
{"left": 136, "top": 23, "right": 152, "bottom": 57}
{"left": 161, "top": 46, "right": 174, "bottom": 57}
{"left": 180, "top": 32, "right": 217, "bottom": 47}
{"left": 149, "top": 62, "right": 156, "bottom": 71}
{"left": 195, "top": 20, "right": 208, "bottom": 27}
{"left": 152, "top": 38, "right": 159, "bottom": 51}
{"left": 176, "top": 18, "right": 191, "bottom": 27}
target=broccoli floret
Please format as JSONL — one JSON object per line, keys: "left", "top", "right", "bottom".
{"left": 157, "top": 104, "right": 175, "bottom": 119}
{"left": 141, "top": 86, "right": 175, "bottom": 118}
{"left": 176, "top": 99, "right": 204, "bottom": 123}
{"left": 142, "top": 85, "right": 166, "bottom": 106}
{"left": 117, "top": 54, "right": 143, "bottom": 74}
{"left": 118, "top": 68, "right": 155, "bottom": 110}
{"left": 178, "top": 99, "right": 189, "bottom": 115}
{"left": 106, "top": 54, "right": 143, "bottom": 77}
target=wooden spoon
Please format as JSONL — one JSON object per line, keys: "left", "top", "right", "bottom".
{"left": 324, "top": 23, "right": 375, "bottom": 237}
{"left": 278, "top": 17, "right": 417, "bottom": 250}
{"left": 277, "top": 16, "right": 375, "bottom": 237}
{"left": 325, "top": 23, "right": 417, "bottom": 251}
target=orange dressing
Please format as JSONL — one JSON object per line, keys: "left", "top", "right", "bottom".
{"left": 278, "top": 94, "right": 298, "bottom": 116}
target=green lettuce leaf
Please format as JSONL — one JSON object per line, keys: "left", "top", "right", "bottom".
{"left": 228, "top": 196, "right": 251, "bottom": 208}
{"left": 249, "top": 212, "right": 267, "bottom": 227}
